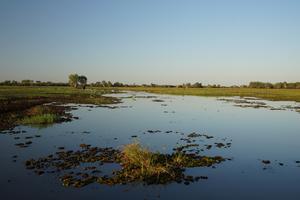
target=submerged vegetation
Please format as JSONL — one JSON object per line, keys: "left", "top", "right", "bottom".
{"left": 25, "top": 142, "right": 225, "bottom": 187}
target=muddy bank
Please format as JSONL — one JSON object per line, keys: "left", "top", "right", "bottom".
{"left": 0, "top": 104, "right": 73, "bottom": 131}
{"left": 0, "top": 94, "right": 119, "bottom": 114}
{"left": 0, "top": 94, "right": 119, "bottom": 131}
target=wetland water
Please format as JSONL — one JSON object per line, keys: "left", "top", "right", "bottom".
{"left": 1, "top": 91, "right": 300, "bottom": 200}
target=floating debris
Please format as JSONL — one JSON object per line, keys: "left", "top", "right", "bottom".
{"left": 15, "top": 143, "right": 29, "bottom": 148}
{"left": 187, "top": 132, "right": 201, "bottom": 138}
{"left": 215, "top": 142, "right": 231, "bottom": 148}
{"left": 146, "top": 130, "right": 161, "bottom": 134}
{"left": 152, "top": 99, "right": 165, "bottom": 103}
{"left": 82, "top": 131, "right": 90, "bottom": 134}
{"left": 217, "top": 97, "right": 287, "bottom": 111}
{"left": 262, "top": 160, "right": 271, "bottom": 164}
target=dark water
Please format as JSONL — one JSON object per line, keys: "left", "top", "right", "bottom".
{"left": 1, "top": 91, "right": 300, "bottom": 200}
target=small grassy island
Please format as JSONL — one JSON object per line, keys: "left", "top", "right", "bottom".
{"left": 25, "top": 142, "right": 225, "bottom": 187}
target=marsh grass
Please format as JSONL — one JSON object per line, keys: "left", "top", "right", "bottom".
{"left": 19, "top": 105, "right": 62, "bottom": 126}
{"left": 121, "top": 142, "right": 171, "bottom": 178}
{"left": 19, "top": 114, "right": 59, "bottom": 125}
{"left": 106, "top": 142, "right": 225, "bottom": 184}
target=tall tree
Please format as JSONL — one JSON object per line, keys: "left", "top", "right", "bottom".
{"left": 68, "top": 74, "right": 79, "bottom": 88}
{"left": 78, "top": 76, "right": 87, "bottom": 89}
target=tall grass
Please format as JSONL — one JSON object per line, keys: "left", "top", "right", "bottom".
{"left": 118, "top": 142, "right": 224, "bottom": 184}
{"left": 121, "top": 142, "right": 171, "bottom": 178}
{"left": 20, "top": 114, "right": 59, "bottom": 125}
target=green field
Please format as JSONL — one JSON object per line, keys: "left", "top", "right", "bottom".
{"left": 0, "top": 86, "right": 120, "bottom": 107}
{"left": 1, "top": 86, "right": 300, "bottom": 103}
{"left": 118, "top": 87, "right": 300, "bottom": 102}
{"left": 0, "top": 86, "right": 113, "bottom": 100}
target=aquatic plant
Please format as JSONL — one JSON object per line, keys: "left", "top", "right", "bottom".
{"left": 19, "top": 114, "right": 59, "bottom": 125}
{"left": 118, "top": 142, "right": 173, "bottom": 183}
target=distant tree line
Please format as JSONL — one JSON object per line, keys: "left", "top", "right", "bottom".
{"left": 1, "top": 79, "right": 300, "bottom": 89}
{"left": 0, "top": 80, "right": 68, "bottom": 86}
{"left": 89, "top": 81, "right": 223, "bottom": 88}
{"left": 248, "top": 81, "right": 300, "bottom": 89}
{"left": 90, "top": 81, "right": 124, "bottom": 87}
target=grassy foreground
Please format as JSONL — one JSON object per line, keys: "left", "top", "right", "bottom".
{"left": 119, "top": 87, "right": 300, "bottom": 102}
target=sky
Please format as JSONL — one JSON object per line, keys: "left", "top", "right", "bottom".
{"left": 0, "top": 0, "right": 299, "bottom": 85}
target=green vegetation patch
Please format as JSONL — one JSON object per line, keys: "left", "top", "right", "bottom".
{"left": 25, "top": 142, "right": 225, "bottom": 188}
{"left": 106, "top": 143, "right": 224, "bottom": 185}
{"left": 13, "top": 105, "right": 73, "bottom": 128}
{"left": 19, "top": 114, "right": 60, "bottom": 125}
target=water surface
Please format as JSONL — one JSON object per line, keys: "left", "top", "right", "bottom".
{"left": 1, "top": 91, "right": 300, "bottom": 200}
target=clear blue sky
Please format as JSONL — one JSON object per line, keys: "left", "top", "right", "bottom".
{"left": 0, "top": 0, "right": 299, "bottom": 85}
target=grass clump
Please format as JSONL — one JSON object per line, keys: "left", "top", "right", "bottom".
{"left": 99, "top": 142, "right": 225, "bottom": 185}
{"left": 16, "top": 105, "right": 73, "bottom": 128}
{"left": 20, "top": 114, "right": 60, "bottom": 125}
{"left": 120, "top": 143, "right": 171, "bottom": 181}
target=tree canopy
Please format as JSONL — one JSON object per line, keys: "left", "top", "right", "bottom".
{"left": 68, "top": 74, "right": 87, "bottom": 89}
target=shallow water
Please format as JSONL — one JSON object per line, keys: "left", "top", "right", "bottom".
{"left": 1, "top": 91, "right": 300, "bottom": 200}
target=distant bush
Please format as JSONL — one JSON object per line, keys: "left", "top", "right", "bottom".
{"left": 249, "top": 81, "right": 300, "bottom": 89}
